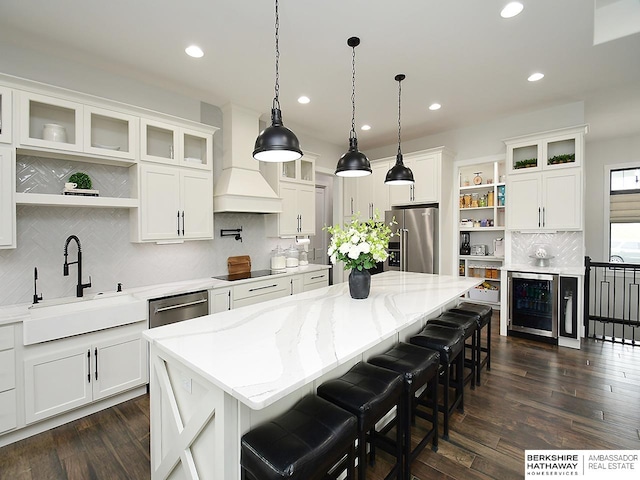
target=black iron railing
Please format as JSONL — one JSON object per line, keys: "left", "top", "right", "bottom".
{"left": 584, "top": 256, "right": 640, "bottom": 345}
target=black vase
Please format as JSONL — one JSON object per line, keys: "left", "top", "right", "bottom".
{"left": 348, "top": 268, "right": 371, "bottom": 299}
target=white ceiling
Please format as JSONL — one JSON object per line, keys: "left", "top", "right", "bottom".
{"left": 1, "top": 0, "right": 639, "bottom": 149}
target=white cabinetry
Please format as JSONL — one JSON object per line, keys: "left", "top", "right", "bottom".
{"left": 83, "top": 105, "right": 138, "bottom": 161}
{"left": 23, "top": 322, "right": 147, "bottom": 425}
{"left": 505, "top": 125, "right": 586, "bottom": 231}
{"left": 134, "top": 164, "right": 213, "bottom": 242}
{"left": 390, "top": 148, "right": 452, "bottom": 206}
{"left": 0, "top": 325, "right": 17, "bottom": 434}
{"left": 354, "top": 161, "right": 390, "bottom": 219}
{"left": 343, "top": 177, "right": 357, "bottom": 218}
{"left": 232, "top": 276, "right": 291, "bottom": 309}
{"left": 141, "top": 118, "right": 213, "bottom": 170}
{"left": 264, "top": 152, "right": 317, "bottom": 237}
{"left": 0, "top": 86, "right": 12, "bottom": 144}
{"left": 209, "top": 287, "right": 232, "bottom": 313}
{"left": 0, "top": 146, "right": 15, "bottom": 248}
{"left": 302, "top": 270, "right": 329, "bottom": 292}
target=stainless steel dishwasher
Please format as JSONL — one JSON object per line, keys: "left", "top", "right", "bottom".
{"left": 149, "top": 290, "right": 209, "bottom": 328}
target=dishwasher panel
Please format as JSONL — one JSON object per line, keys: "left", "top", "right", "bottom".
{"left": 149, "top": 290, "right": 209, "bottom": 328}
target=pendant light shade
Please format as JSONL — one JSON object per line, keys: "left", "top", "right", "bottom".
{"left": 253, "top": 0, "right": 302, "bottom": 163}
{"left": 385, "top": 74, "right": 414, "bottom": 185}
{"left": 335, "top": 37, "right": 371, "bottom": 177}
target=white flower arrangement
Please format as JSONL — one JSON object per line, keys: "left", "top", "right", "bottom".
{"left": 325, "top": 214, "right": 395, "bottom": 271}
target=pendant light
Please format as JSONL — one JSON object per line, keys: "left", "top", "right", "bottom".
{"left": 335, "top": 37, "right": 371, "bottom": 177}
{"left": 253, "top": 0, "right": 302, "bottom": 163}
{"left": 385, "top": 74, "right": 415, "bottom": 185}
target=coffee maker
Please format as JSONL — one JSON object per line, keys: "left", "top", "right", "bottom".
{"left": 460, "top": 233, "right": 471, "bottom": 255}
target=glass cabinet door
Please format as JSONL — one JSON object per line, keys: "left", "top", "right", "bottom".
{"left": 140, "top": 118, "right": 178, "bottom": 165}
{"left": 182, "top": 128, "right": 212, "bottom": 170}
{"left": 84, "top": 106, "right": 138, "bottom": 161}
{"left": 19, "top": 91, "right": 83, "bottom": 152}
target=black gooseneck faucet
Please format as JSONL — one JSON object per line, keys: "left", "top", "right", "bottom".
{"left": 33, "top": 267, "right": 43, "bottom": 304}
{"left": 63, "top": 235, "right": 92, "bottom": 298}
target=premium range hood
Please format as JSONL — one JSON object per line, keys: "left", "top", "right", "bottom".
{"left": 213, "top": 103, "right": 282, "bottom": 213}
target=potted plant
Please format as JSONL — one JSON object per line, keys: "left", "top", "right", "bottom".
{"left": 325, "top": 214, "right": 395, "bottom": 299}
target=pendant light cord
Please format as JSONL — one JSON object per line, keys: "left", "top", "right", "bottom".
{"left": 397, "top": 77, "right": 402, "bottom": 157}
{"left": 350, "top": 43, "right": 357, "bottom": 140}
{"left": 273, "top": 0, "right": 281, "bottom": 110}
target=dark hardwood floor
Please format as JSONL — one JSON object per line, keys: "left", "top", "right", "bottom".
{"left": 1, "top": 313, "right": 639, "bottom": 479}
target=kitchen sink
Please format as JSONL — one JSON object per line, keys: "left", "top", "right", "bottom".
{"left": 24, "top": 293, "right": 147, "bottom": 345}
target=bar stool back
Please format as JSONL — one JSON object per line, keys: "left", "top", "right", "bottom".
{"left": 450, "top": 302, "right": 492, "bottom": 384}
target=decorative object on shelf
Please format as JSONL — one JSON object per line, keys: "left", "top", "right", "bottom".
{"left": 514, "top": 158, "right": 537, "bottom": 169}
{"left": 473, "top": 172, "right": 482, "bottom": 185}
{"left": 529, "top": 242, "right": 554, "bottom": 267}
{"left": 325, "top": 214, "right": 394, "bottom": 299}
{"left": 385, "top": 74, "right": 414, "bottom": 185}
{"left": 69, "top": 172, "right": 92, "bottom": 190}
{"left": 497, "top": 185, "right": 506, "bottom": 206}
{"left": 253, "top": 0, "right": 302, "bottom": 163}
{"left": 335, "top": 37, "right": 371, "bottom": 177}
{"left": 42, "top": 123, "right": 67, "bottom": 143}
{"left": 547, "top": 153, "right": 575, "bottom": 165}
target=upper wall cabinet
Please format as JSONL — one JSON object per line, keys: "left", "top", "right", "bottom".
{"left": 140, "top": 119, "right": 213, "bottom": 171}
{"left": 18, "top": 91, "right": 83, "bottom": 153}
{"left": 0, "top": 146, "right": 15, "bottom": 249}
{"left": 505, "top": 125, "right": 588, "bottom": 174}
{"left": 0, "top": 87, "right": 12, "bottom": 144}
{"left": 83, "top": 106, "right": 138, "bottom": 161}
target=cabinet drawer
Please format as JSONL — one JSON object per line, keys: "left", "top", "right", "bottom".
{"left": 0, "top": 389, "right": 17, "bottom": 433}
{"left": 0, "top": 325, "right": 14, "bottom": 351}
{"left": 233, "top": 276, "right": 290, "bottom": 300}
{"left": 303, "top": 270, "right": 329, "bottom": 287}
{"left": 0, "top": 349, "right": 15, "bottom": 392}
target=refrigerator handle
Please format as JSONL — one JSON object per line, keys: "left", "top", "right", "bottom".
{"left": 400, "top": 228, "right": 409, "bottom": 271}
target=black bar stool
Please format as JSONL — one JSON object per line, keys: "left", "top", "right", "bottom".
{"left": 367, "top": 343, "right": 440, "bottom": 480}
{"left": 449, "top": 302, "right": 492, "bottom": 384}
{"left": 317, "top": 362, "right": 404, "bottom": 480}
{"left": 409, "top": 323, "right": 465, "bottom": 440}
{"left": 241, "top": 394, "right": 357, "bottom": 480}
{"left": 427, "top": 311, "right": 478, "bottom": 389}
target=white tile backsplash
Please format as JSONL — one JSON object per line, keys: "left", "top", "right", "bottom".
{"left": 0, "top": 207, "right": 286, "bottom": 307}
{"left": 511, "top": 231, "right": 584, "bottom": 267}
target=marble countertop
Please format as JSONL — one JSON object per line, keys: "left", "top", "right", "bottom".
{"left": 0, "top": 264, "right": 331, "bottom": 326}
{"left": 143, "top": 271, "right": 481, "bottom": 410}
{"left": 501, "top": 263, "right": 584, "bottom": 276}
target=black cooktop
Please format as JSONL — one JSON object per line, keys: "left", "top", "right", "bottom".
{"left": 212, "top": 269, "right": 286, "bottom": 282}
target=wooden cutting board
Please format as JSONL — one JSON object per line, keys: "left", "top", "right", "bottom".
{"left": 227, "top": 255, "right": 251, "bottom": 275}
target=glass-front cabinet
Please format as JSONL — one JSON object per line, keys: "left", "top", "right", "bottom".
{"left": 18, "top": 91, "right": 83, "bottom": 152}
{"left": 84, "top": 106, "right": 138, "bottom": 161}
{"left": 141, "top": 119, "right": 212, "bottom": 170}
{"left": 0, "top": 87, "right": 12, "bottom": 144}
{"left": 281, "top": 156, "right": 315, "bottom": 183}
{"left": 506, "top": 125, "right": 587, "bottom": 174}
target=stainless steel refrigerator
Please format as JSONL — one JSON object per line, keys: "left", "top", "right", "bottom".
{"left": 384, "top": 207, "right": 438, "bottom": 273}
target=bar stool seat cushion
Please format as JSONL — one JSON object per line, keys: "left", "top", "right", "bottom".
{"left": 317, "top": 362, "right": 404, "bottom": 433}
{"left": 427, "top": 312, "right": 477, "bottom": 338}
{"left": 367, "top": 343, "right": 440, "bottom": 394}
{"left": 241, "top": 395, "right": 357, "bottom": 480}
{"left": 409, "top": 324, "right": 464, "bottom": 365}
{"left": 450, "top": 302, "right": 492, "bottom": 328}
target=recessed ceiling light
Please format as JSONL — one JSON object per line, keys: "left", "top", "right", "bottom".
{"left": 185, "top": 45, "right": 204, "bottom": 58}
{"left": 501, "top": 2, "right": 524, "bottom": 18}
{"left": 297, "top": 96, "right": 310, "bottom": 104}
{"left": 429, "top": 103, "right": 442, "bottom": 111}
{"left": 361, "top": 125, "right": 371, "bottom": 131}
{"left": 528, "top": 72, "right": 545, "bottom": 82}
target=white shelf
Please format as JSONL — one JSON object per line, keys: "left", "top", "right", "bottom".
{"left": 16, "top": 192, "right": 138, "bottom": 208}
{"left": 465, "top": 276, "right": 501, "bottom": 282}
{"left": 460, "top": 255, "right": 504, "bottom": 261}
{"left": 459, "top": 226, "right": 505, "bottom": 232}
{"left": 460, "top": 183, "right": 497, "bottom": 191}
{"left": 460, "top": 206, "right": 495, "bottom": 212}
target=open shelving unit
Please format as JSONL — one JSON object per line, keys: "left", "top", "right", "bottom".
{"left": 456, "top": 156, "right": 506, "bottom": 307}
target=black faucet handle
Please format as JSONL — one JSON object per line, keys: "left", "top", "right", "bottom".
{"left": 117, "top": 283, "right": 123, "bottom": 292}
{"left": 33, "top": 293, "right": 43, "bottom": 304}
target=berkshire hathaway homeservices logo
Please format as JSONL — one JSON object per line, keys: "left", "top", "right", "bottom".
{"left": 525, "top": 450, "right": 639, "bottom": 479}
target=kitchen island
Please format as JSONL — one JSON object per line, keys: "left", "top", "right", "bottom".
{"left": 142, "top": 271, "right": 480, "bottom": 480}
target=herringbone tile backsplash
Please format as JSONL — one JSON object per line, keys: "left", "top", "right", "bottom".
{"left": 1, "top": 157, "right": 287, "bottom": 306}
{"left": 511, "top": 231, "right": 584, "bottom": 267}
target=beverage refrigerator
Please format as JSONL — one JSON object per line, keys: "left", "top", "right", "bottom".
{"left": 384, "top": 206, "right": 438, "bottom": 274}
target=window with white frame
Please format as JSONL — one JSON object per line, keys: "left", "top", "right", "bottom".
{"left": 609, "top": 167, "right": 640, "bottom": 264}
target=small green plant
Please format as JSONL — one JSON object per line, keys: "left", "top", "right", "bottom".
{"left": 514, "top": 158, "right": 537, "bottom": 169}
{"left": 548, "top": 153, "right": 575, "bottom": 165}
{"left": 69, "top": 172, "right": 92, "bottom": 190}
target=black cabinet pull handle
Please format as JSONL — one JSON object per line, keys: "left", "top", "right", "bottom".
{"left": 94, "top": 347, "right": 98, "bottom": 381}
{"left": 538, "top": 207, "right": 541, "bottom": 227}
{"left": 249, "top": 284, "right": 278, "bottom": 292}
{"left": 181, "top": 211, "right": 185, "bottom": 236}
{"left": 87, "top": 350, "right": 91, "bottom": 383}
{"left": 177, "top": 211, "right": 180, "bottom": 235}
